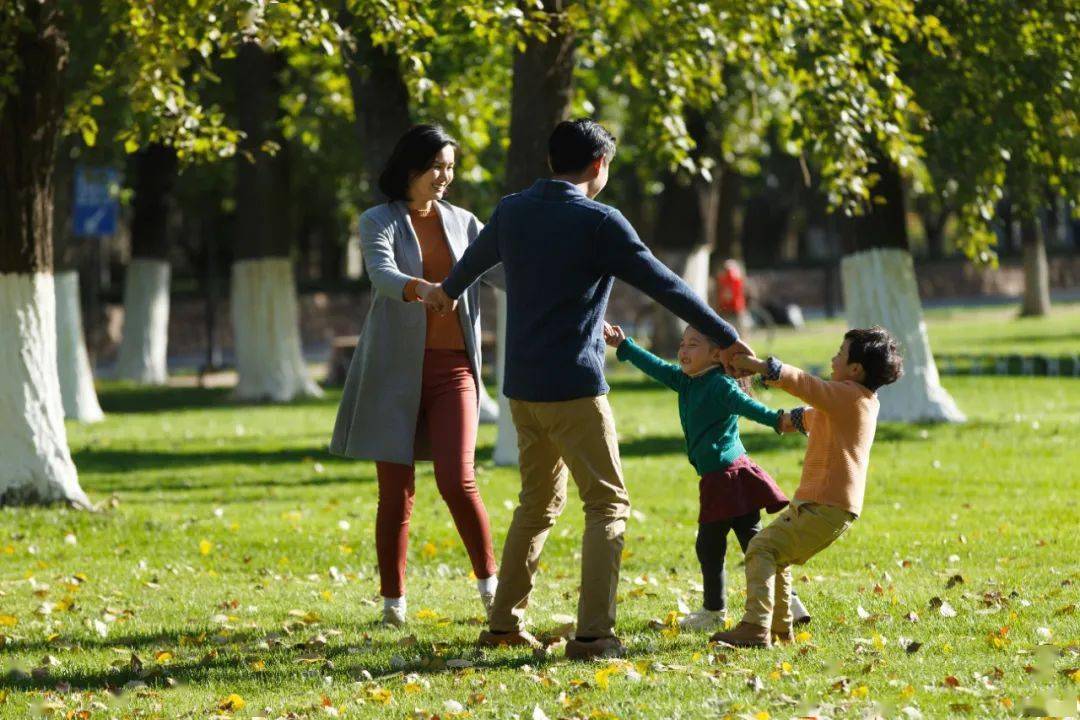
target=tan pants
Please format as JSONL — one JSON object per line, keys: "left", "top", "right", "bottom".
{"left": 742, "top": 501, "right": 855, "bottom": 629}
{"left": 489, "top": 396, "right": 630, "bottom": 639}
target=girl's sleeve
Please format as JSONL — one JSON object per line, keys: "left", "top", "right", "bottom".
{"left": 615, "top": 337, "right": 685, "bottom": 392}
{"left": 714, "top": 377, "right": 782, "bottom": 430}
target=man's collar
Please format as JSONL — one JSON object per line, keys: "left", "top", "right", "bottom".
{"left": 523, "top": 178, "right": 588, "bottom": 201}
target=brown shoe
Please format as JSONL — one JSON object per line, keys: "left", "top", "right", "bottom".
{"left": 565, "top": 636, "right": 625, "bottom": 660}
{"left": 477, "top": 629, "right": 542, "bottom": 650}
{"left": 709, "top": 621, "right": 771, "bottom": 648}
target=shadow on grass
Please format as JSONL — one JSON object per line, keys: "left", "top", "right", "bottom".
{"left": 0, "top": 621, "right": 658, "bottom": 693}
{"left": 97, "top": 384, "right": 340, "bottom": 415}
{"left": 73, "top": 446, "right": 336, "bottom": 474}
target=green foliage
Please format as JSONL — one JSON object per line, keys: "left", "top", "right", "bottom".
{"left": 900, "top": 1, "right": 1080, "bottom": 263}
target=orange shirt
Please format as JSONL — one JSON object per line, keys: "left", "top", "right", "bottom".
{"left": 403, "top": 208, "right": 466, "bottom": 350}
{"left": 771, "top": 365, "right": 880, "bottom": 516}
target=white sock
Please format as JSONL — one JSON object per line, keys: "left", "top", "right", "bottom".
{"left": 476, "top": 576, "right": 498, "bottom": 595}
{"left": 383, "top": 596, "right": 406, "bottom": 612}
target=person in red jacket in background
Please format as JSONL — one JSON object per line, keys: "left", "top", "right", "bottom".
{"left": 716, "top": 259, "right": 750, "bottom": 332}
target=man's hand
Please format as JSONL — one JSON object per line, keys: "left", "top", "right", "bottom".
{"left": 719, "top": 339, "right": 756, "bottom": 377}
{"left": 414, "top": 280, "right": 436, "bottom": 302}
{"left": 603, "top": 322, "right": 627, "bottom": 348}
{"left": 423, "top": 284, "right": 457, "bottom": 315}
{"left": 730, "top": 352, "right": 767, "bottom": 376}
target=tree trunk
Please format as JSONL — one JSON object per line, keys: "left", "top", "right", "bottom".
{"left": 840, "top": 159, "right": 964, "bottom": 423}
{"left": 649, "top": 112, "right": 721, "bottom": 356}
{"left": 231, "top": 43, "right": 321, "bottom": 401}
{"left": 51, "top": 148, "right": 105, "bottom": 422}
{"left": 0, "top": 1, "right": 90, "bottom": 506}
{"left": 116, "top": 144, "right": 176, "bottom": 383}
{"left": 340, "top": 19, "right": 413, "bottom": 199}
{"left": 494, "top": 0, "right": 575, "bottom": 466}
{"left": 1019, "top": 215, "right": 1051, "bottom": 317}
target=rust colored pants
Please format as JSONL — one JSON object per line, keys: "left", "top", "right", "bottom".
{"left": 375, "top": 350, "right": 497, "bottom": 597}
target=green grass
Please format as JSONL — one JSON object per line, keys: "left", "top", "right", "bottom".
{"left": 1, "top": 306, "right": 1079, "bottom": 719}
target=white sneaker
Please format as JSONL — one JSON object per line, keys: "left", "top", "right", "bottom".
{"left": 790, "top": 594, "right": 811, "bottom": 625}
{"left": 382, "top": 599, "right": 407, "bottom": 627}
{"left": 477, "top": 576, "right": 498, "bottom": 619}
{"left": 678, "top": 608, "right": 727, "bottom": 631}
{"left": 480, "top": 592, "right": 496, "bottom": 618}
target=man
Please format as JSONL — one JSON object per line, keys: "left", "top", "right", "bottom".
{"left": 426, "top": 119, "right": 752, "bottom": 659}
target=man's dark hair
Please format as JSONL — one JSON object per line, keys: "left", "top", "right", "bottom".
{"left": 844, "top": 326, "right": 904, "bottom": 391}
{"left": 378, "top": 124, "right": 458, "bottom": 201}
{"left": 548, "top": 119, "right": 617, "bottom": 174}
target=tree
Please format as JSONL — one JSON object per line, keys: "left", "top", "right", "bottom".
{"left": 230, "top": 42, "right": 322, "bottom": 402}
{"left": 53, "top": 151, "right": 105, "bottom": 422}
{"left": 0, "top": 0, "right": 339, "bottom": 504}
{"left": 899, "top": 1, "right": 1080, "bottom": 316}
{"left": 839, "top": 157, "right": 965, "bottom": 422}
{"left": 115, "top": 143, "right": 177, "bottom": 384}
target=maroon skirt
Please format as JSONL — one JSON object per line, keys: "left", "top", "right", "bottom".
{"left": 698, "top": 455, "right": 789, "bottom": 524}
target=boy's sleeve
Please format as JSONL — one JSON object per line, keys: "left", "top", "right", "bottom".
{"left": 615, "top": 337, "right": 685, "bottom": 392}
{"left": 595, "top": 210, "right": 739, "bottom": 348}
{"left": 714, "top": 378, "right": 782, "bottom": 430}
{"left": 770, "top": 362, "right": 861, "bottom": 414}
{"left": 443, "top": 204, "right": 501, "bottom": 299}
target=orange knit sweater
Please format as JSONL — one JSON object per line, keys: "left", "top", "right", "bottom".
{"left": 772, "top": 364, "right": 879, "bottom": 516}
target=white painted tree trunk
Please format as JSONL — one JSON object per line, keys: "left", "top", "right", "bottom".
{"left": 493, "top": 293, "right": 518, "bottom": 467}
{"left": 840, "top": 248, "right": 965, "bottom": 423}
{"left": 115, "top": 258, "right": 171, "bottom": 384}
{"left": 1, "top": 273, "right": 91, "bottom": 507}
{"left": 231, "top": 257, "right": 323, "bottom": 401}
{"left": 477, "top": 378, "right": 500, "bottom": 424}
{"left": 54, "top": 271, "right": 104, "bottom": 423}
{"left": 651, "top": 245, "right": 711, "bottom": 353}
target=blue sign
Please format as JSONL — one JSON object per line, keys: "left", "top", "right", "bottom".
{"left": 73, "top": 166, "right": 120, "bottom": 237}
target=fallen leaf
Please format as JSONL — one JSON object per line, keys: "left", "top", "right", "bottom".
{"left": 199, "top": 539, "right": 213, "bottom": 556}
{"left": 943, "top": 675, "right": 960, "bottom": 688}
{"left": 0, "top": 615, "right": 16, "bottom": 627}
{"left": 218, "top": 694, "right": 245, "bottom": 711}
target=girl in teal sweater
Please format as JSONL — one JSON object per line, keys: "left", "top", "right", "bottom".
{"left": 603, "top": 322, "right": 809, "bottom": 630}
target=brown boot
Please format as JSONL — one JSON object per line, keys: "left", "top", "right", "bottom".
{"left": 477, "top": 629, "right": 542, "bottom": 650}
{"left": 771, "top": 625, "right": 795, "bottom": 644}
{"left": 565, "top": 636, "right": 625, "bottom": 660}
{"left": 709, "top": 621, "right": 771, "bottom": 648}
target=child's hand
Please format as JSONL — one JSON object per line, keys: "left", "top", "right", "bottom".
{"left": 732, "top": 354, "right": 767, "bottom": 374}
{"left": 778, "top": 413, "right": 796, "bottom": 434}
{"left": 603, "top": 322, "right": 627, "bottom": 348}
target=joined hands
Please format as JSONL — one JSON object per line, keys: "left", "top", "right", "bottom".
{"left": 419, "top": 282, "right": 457, "bottom": 315}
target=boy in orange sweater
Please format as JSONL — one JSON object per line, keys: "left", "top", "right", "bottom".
{"left": 710, "top": 326, "right": 903, "bottom": 648}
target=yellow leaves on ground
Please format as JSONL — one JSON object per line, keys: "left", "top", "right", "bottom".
{"left": 199, "top": 539, "right": 213, "bottom": 556}
{"left": 421, "top": 541, "right": 438, "bottom": 559}
{"left": 217, "top": 693, "right": 245, "bottom": 711}
{"left": 153, "top": 650, "right": 173, "bottom": 663}
{"left": 415, "top": 608, "right": 441, "bottom": 620}
{"left": 366, "top": 687, "right": 392, "bottom": 704}
{"left": 0, "top": 615, "right": 16, "bottom": 627}
{"left": 250, "top": 659, "right": 266, "bottom": 672}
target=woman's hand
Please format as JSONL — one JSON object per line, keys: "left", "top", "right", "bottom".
{"left": 413, "top": 279, "right": 436, "bottom": 301}
{"left": 603, "top": 322, "right": 626, "bottom": 348}
{"left": 731, "top": 353, "right": 767, "bottom": 375}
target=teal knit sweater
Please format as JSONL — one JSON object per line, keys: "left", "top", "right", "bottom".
{"left": 615, "top": 337, "right": 781, "bottom": 474}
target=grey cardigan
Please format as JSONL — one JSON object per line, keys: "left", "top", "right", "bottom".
{"left": 329, "top": 200, "right": 503, "bottom": 464}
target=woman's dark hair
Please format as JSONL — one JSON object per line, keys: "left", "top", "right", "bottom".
{"left": 844, "top": 326, "right": 904, "bottom": 391}
{"left": 547, "top": 118, "right": 617, "bottom": 174}
{"left": 378, "top": 124, "right": 459, "bottom": 202}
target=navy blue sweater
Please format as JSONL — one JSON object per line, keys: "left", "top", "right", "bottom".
{"left": 442, "top": 179, "right": 739, "bottom": 402}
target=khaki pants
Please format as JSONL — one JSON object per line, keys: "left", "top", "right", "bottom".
{"left": 489, "top": 396, "right": 630, "bottom": 639}
{"left": 742, "top": 501, "right": 855, "bottom": 629}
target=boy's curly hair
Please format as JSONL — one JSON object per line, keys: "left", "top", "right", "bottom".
{"left": 844, "top": 326, "right": 904, "bottom": 391}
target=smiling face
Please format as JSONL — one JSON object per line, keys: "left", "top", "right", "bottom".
{"left": 407, "top": 144, "right": 455, "bottom": 204}
{"left": 830, "top": 338, "right": 865, "bottom": 384}
{"left": 678, "top": 326, "right": 723, "bottom": 375}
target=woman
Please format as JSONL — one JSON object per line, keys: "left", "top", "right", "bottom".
{"left": 330, "top": 125, "right": 501, "bottom": 627}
